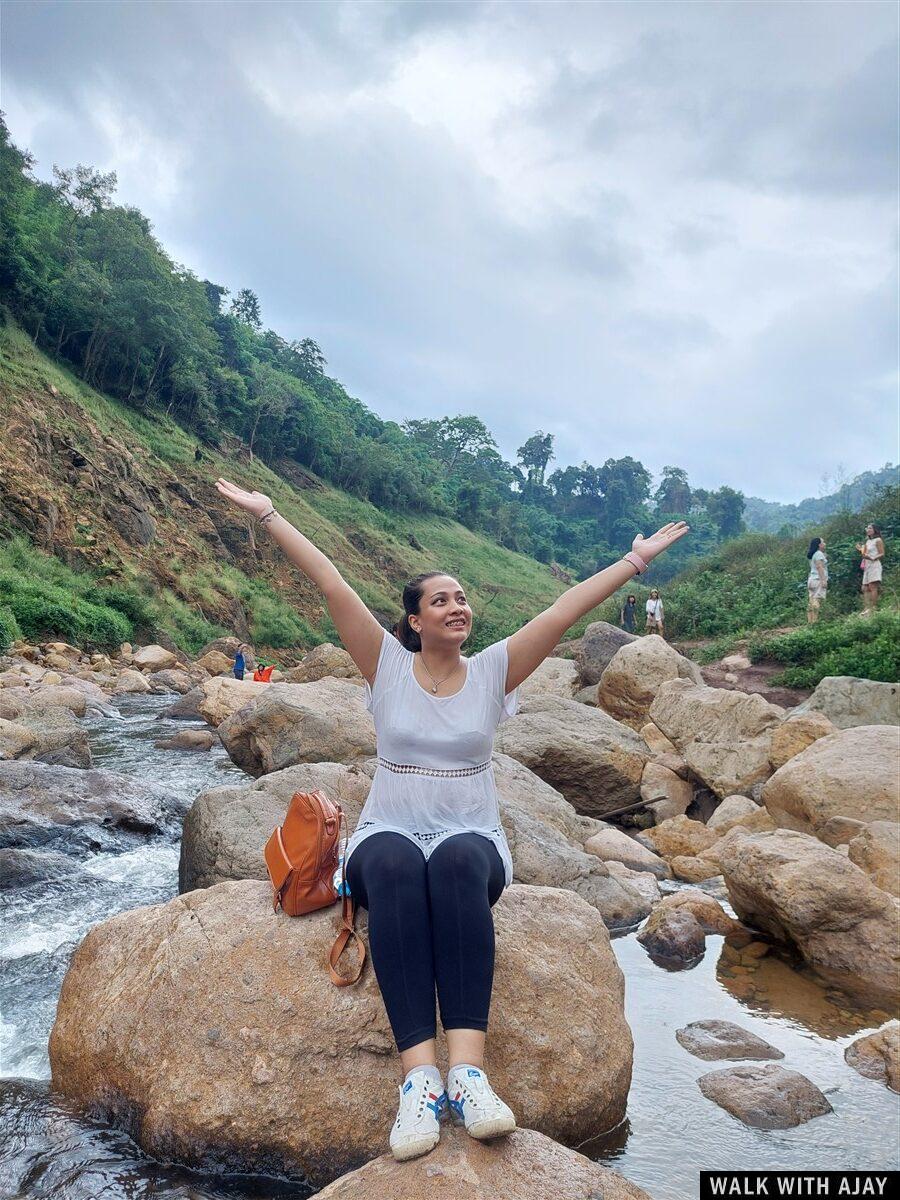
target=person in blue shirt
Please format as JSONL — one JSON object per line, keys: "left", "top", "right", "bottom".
{"left": 233, "top": 646, "right": 246, "bottom": 680}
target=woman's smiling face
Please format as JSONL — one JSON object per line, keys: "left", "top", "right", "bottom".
{"left": 408, "top": 575, "right": 472, "bottom": 647}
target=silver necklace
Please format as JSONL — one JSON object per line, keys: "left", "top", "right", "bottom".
{"left": 418, "top": 653, "right": 461, "bottom": 694}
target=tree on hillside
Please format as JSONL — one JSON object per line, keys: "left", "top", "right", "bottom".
{"left": 402, "top": 415, "right": 498, "bottom": 474}
{"left": 706, "top": 485, "right": 746, "bottom": 539}
{"left": 654, "top": 466, "right": 691, "bottom": 515}
{"left": 230, "top": 288, "right": 262, "bottom": 330}
{"left": 516, "top": 431, "right": 555, "bottom": 489}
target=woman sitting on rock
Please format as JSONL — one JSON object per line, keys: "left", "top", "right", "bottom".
{"left": 216, "top": 476, "right": 688, "bottom": 1162}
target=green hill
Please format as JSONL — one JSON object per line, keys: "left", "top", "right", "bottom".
{"left": 0, "top": 321, "right": 579, "bottom": 658}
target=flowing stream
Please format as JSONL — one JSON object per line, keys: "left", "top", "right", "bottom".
{"left": 1, "top": 696, "right": 897, "bottom": 1198}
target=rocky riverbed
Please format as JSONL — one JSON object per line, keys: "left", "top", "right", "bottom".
{"left": 1, "top": 628, "right": 899, "bottom": 1198}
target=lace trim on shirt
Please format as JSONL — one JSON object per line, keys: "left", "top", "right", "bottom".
{"left": 356, "top": 820, "right": 505, "bottom": 843}
{"left": 376, "top": 757, "right": 492, "bottom": 778}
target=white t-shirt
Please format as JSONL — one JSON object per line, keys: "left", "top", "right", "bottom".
{"left": 646, "top": 597, "right": 664, "bottom": 621}
{"left": 344, "top": 630, "right": 520, "bottom": 887}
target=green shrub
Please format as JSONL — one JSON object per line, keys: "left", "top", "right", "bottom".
{"left": 750, "top": 611, "right": 900, "bottom": 687}
{"left": 0, "top": 605, "right": 21, "bottom": 652}
{"left": 97, "top": 586, "right": 157, "bottom": 629}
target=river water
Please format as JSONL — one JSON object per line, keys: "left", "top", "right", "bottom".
{"left": 1, "top": 696, "right": 897, "bottom": 1198}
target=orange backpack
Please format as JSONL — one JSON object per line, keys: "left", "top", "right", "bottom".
{"left": 263, "top": 789, "right": 365, "bottom": 986}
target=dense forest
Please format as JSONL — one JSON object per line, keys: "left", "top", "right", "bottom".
{"left": 1, "top": 116, "right": 751, "bottom": 583}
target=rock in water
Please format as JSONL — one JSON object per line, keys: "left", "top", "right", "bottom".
{"left": 697, "top": 1064, "right": 832, "bottom": 1128}
{"left": 844, "top": 1022, "right": 900, "bottom": 1092}
{"left": 49, "top": 882, "right": 633, "bottom": 1189}
{"left": 0, "top": 761, "right": 179, "bottom": 850}
{"left": 676, "top": 1020, "right": 784, "bottom": 1061}
{"left": 717, "top": 829, "right": 900, "bottom": 1007}
{"left": 314, "top": 1124, "right": 651, "bottom": 1199}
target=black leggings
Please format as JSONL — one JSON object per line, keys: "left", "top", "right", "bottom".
{"left": 345, "top": 831, "right": 506, "bottom": 1052}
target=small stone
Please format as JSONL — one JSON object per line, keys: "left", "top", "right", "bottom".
{"left": 698, "top": 1063, "right": 832, "bottom": 1129}
{"left": 676, "top": 1020, "right": 784, "bottom": 1061}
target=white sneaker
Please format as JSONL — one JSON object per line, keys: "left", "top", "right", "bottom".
{"left": 389, "top": 1068, "right": 448, "bottom": 1161}
{"left": 446, "top": 1064, "right": 517, "bottom": 1140}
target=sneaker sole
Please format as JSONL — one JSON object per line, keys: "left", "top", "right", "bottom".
{"left": 462, "top": 1114, "right": 518, "bottom": 1139}
{"left": 390, "top": 1130, "right": 440, "bottom": 1161}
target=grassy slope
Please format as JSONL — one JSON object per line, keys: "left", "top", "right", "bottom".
{"left": 0, "top": 321, "right": 581, "bottom": 656}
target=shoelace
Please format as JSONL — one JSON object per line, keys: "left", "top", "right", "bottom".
{"left": 397, "top": 1074, "right": 442, "bottom": 1125}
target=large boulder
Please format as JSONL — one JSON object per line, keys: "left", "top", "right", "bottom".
{"left": 113, "top": 669, "right": 152, "bottom": 695}
{"left": 282, "top": 642, "right": 363, "bottom": 684}
{"left": 49, "top": 882, "right": 634, "bottom": 1188}
{"left": 494, "top": 695, "right": 648, "bottom": 817}
{"left": 575, "top": 622, "right": 638, "bottom": 686}
{"left": 649, "top": 679, "right": 785, "bottom": 799}
{"left": 197, "top": 677, "right": 273, "bottom": 725}
{"left": 0, "top": 760, "right": 179, "bottom": 851}
{"left": 0, "top": 686, "right": 87, "bottom": 720}
{"left": 194, "top": 649, "right": 235, "bottom": 676}
{"left": 847, "top": 822, "right": 900, "bottom": 896}
{"left": 314, "top": 1124, "right": 651, "bottom": 1199}
{"left": 147, "top": 668, "right": 196, "bottom": 695}
{"left": 717, "top": 829, "right": 900, "bottom": 1007}
{"left": 518, "top": 656, "right": 580, "bottom": 700}
{"left": 768, "top": 711, "right": 837, "bottom": 770}
{"left": 164, "top": 686, "right": 206, "bottom": 720}
{"left": 0, "top": 718, "right": 38, "bottom": 761}
{"left": 131, "top": 645, "right": 178, "bottom": 672}
{"left": 762, "top": 725, "right": 900, "bottom": 837}
{"left": 218, "top": 680, "right": 376, "bottom": 776}
{"left": 639, "top": 814, "right": 718, "bottom": 861}
{"left": 14, "top": 707, "right": 92, "bottom": 769}
{"left": 179, "top": 762, "right": 374, "bottom": 891}
{"left": 792, "top": 676, "right": 900, "bottom": 730}
{"left": 598, "top": 636, "right": 702, "bottom": 730}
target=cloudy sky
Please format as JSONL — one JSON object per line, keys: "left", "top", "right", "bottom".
{"left": 3, "top": 0, "right": 898, "bottom": 502}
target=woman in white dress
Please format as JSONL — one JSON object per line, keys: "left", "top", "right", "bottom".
{"left": 216, "top": 477, "right": 688, "bottom": 1161}
{"left": 645, "top": 589, "right": 665, "bottom": 637}
{"left": 856, "top": 523, "right": 885, "bottom": 612}
{"left": 806, "top": 537, "right": 828, "bottom": 624}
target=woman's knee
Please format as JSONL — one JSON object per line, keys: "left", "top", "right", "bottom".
{"left": 427, "top": 834, "right": 503, "bottom": 900}
{"left": 347, "top": 834, "right": 427, "bottom": 908}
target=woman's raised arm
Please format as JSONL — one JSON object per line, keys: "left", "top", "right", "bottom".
{"left": 504, "top": 521, "right": 689, "bottom": 692}
{"left": 215, "top": 479, "right": 385, "bottom": 681}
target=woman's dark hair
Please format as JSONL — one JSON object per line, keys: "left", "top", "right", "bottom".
{"left": 867, "top": 523, "right": 882, "bottom": 537}
{"left": 807, "top": 537, "right": 822, "bottom": 560}
{"left": 397, "top": 572, "right": 447, "bottom": 652}
{"left": 627, "top": 595, "right": 637, "bottom": 604}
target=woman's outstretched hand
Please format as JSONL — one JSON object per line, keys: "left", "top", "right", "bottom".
{"left": 632, "top": 521, "right": 689, "bottom": 563}
{"left": 215, "top": 478, "right": 273, "bottom": 519}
